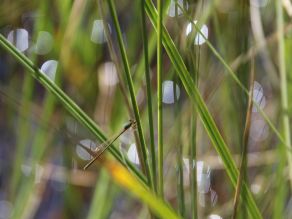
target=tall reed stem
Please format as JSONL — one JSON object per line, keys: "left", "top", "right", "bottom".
{"left": 157, "top": 0, "right": 164, "bottom": 198}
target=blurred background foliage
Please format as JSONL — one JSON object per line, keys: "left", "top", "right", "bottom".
{"left": 0, "top": 0, "right": 292, "bottom": 218}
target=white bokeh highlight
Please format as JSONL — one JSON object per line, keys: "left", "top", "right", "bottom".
{"left": 168, "top": 0, "right": 188, "bottom": 17}
{"left": 98, "top": 62, "right": 119, "bottom": 87}
{"left": 91, "top": 20, "right": 110, "bottom": 44}
{"left": 34, "top": 31, "right": 53, "bottom": 55}
{"left": 34, "top": 164, "right": 44, "bottom": 184}
{"left": 40, "top": 60, "right": 58, "bottom": 81}
{"left": 250, "top": 0, "right": 268, "bottom": 7}
{"left": 76, "top": 139, "right": 97, "bottom": 161}
{"left": 183, "top": 158, "right": 211, "bottom": 193}
{"left": 127, "top": 143, "right": 140, "bottom": 165}
{"left": 186, "top": 21, "right": 208, "bottom": 45}
{"left": 251, "top": 183, "right": 262, "bottom": 194}
{"left": 162, "top": 80, "right": 180, "bottom": 104}
{"left": 0, "top": 200, "right": 13, "bottom": 219}
{"left": 21, "top": 163, "right": 32, "bottom": 177}
{"left": 7, "top": 29, "right": 29, "bottom": 52}
{"left": 208, "top": 214, "right": 222, "bottom": 219}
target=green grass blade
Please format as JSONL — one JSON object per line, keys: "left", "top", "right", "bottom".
{"left": 157, "top": 0, "right": 164, "bottom": 198}
{"left": 87, "top": 169, "right": 113, "bottom": 219}
{"left": 276, "top": 0, "right": 292, "bottom": 188}
{"left": 176, "top": 4, "right": 291, "bottom": 155}
{"left": 104, "top": 159, "right": 181, "bottom": 219}
{"left": 107, "top": 0, "right": 153, "bottom": 189}
{"left": 0, "top": 34, "right": 146, "bottom": 185}
{"left": 140, "top": 0, "right": 157, "bottom": 192}
{"left": 144, "top": 1, "right": 262, "bottom": 218}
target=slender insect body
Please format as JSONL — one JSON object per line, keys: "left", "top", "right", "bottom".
{"left": 82, "top": 119, "right": 136, "bottom": 170}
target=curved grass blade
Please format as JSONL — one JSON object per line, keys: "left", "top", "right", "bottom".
{"left": 0, "top": 34, "right": 146, "bottom": 185}
{"left": 176, "top": 4, "right": 292, "bottom": 155}
{"left": 101, "top": 157, "right": 182, "bottom": 219}
{"left": 5, "top": 109, "right": 179, "bottom": 219}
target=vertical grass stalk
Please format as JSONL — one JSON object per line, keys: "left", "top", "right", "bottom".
{"left": 143, "top": 2, "right": 262, "bottom": 217}
{"left": 174, "top": 70, "right": 185, "bottom": 217}
{"left": 232, "top": 58, "right": 254, "bottom": 219}
{"left": 140, "top": 0, "right": 157, "bottom": 192}
{"left": 174, "top": 1, "right": 185, "bottom": 217}
{"left": 276, "top": 0, "right": 292, "bottom": 188}
{"left": 190, "top": 49, "right": 199, "bottom": 219}
{"left": 107, "top": 0, "right": 154, "bottom": 188}
{"left": 157, "top": 0, "right": 164, "bottom": 198}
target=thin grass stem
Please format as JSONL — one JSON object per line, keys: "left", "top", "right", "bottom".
{"left": 107, "top": 0, "right": 154, "bottom": 188}
{"left": 0, "top": 34, "right": 147, "bottom": 185}
{"left": 140, "top": 0, "right": 157, "bottom": 193}
{"left": 276, "top": 0, "right": 292, "bottom": 188}
{"left": 157, "top": 0, "right": 164, "bottom": 198}
{"left": 232, "top": 57, "right": 255, "bottom": 219}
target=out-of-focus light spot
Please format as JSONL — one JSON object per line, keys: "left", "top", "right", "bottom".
{"left": 65, "top": 118, "right": 78, "bottom": 135}
{"left": 250, "top": 119, "right": 269, "bottom": 141}
{"left": 252, "top": 81, "right": 266, "bottom": 112}
{"left": 34, "top": 31, "right": 53, "bottom": 55}
{"left": 210, "top": 189, "right": 218, "bottom": 206}
{"left": 197, "top": 161, "right": 211, "bottom": 193}
{"left": 35, "top": 164, "right": 44, "bottom": 184}
{"left": 251, "top": 183, "right": 261, "bottom": 194}
{"left": 283, "top": 0, "right": 292, "bottom": 17}
{"left": 186, "top": 21, "right": 208, "bottom": 45}
{"left": 7, "top": 29, "right": 29, "bottom": 52}
{"left": 120, "top": 120, "right": 135, "bottom": 144}
{"left": 98, "top": 62, "right": 119, "bottom": 88}
{"left": 137, "top": 89, "right": 145, "bottom": 105}
{"left": 162, "top": 80, "right": 180, "bottom": 104}
{"left": 120, "top": 132, "right": 133, "bottom": 145}
{"left": 168, "top": 0, "right": 188, "bottom": 17}
{"left": 198, "top": 192, "right": 205, "bottom": 207}
{"left": 127, "top": 143, "right": 140, "bottom": 165}
{"left": 76, "top": 139, "right": 97, "bottom": 161}
{"left": 198, "top": 173, "right": 211, "bottom": 193}
{"left": 208, "top": 214, "right": 222, "bottom": 219}
{"left": 40, "top": 60, "right": 58, "bottom": 81}
{"left": 21, "top": 163, "right": 32, "bottom": 177}
{"left": 182, "top": 158, "right": 211, "bottom": 193}
{"left": 91, "top": 20, "right": 110, "bottom": 44}
{"left": 250, "top": 0, "right": 268, "bottom": 7}
{"left": 0, "top": 200, "right": 12, "bottom": 219}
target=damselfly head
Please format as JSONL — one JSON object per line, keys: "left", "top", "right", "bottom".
{"left": 123, "top": 119, "right": 136, "bottom": 130}
{"left": 129, "top": 119, "right": 137, "bottom": 130}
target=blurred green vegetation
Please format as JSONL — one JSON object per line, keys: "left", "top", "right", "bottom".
{"left": 0, "top": 0, "right": 291, "bottom": 218}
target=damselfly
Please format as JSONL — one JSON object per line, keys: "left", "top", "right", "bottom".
{"left": 0, "top": 87, "right": 136, "bottom": 169}
{"left": 78, "top": 119, "right": 136, "bottom": 170}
